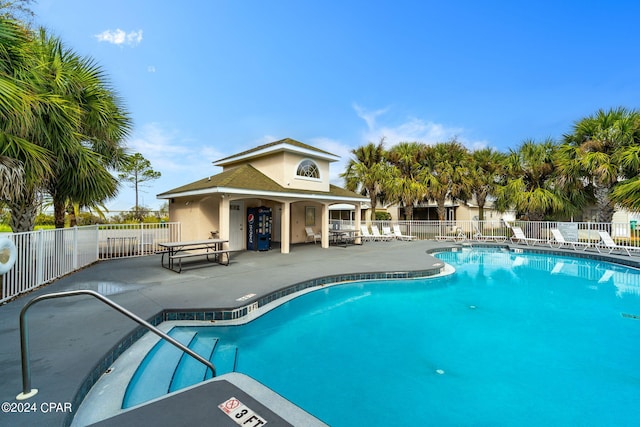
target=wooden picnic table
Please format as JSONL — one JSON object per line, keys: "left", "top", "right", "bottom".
{"left": 158, "top": 239, "right": 229, "bottom": 273}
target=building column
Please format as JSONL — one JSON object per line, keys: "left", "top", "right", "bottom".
{"left": 355, "top": 203, "right": 362, "bottom": 244}
{"left": 219, "top": 196, "right": 230, "bottom": 250}
{"left": 281, "top": 202, "right": 290, "bottom": 254}
{"left": 321, "top": 203, "right": 329, "bottom": 248}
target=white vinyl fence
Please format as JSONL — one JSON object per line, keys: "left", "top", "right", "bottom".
{"left": 3, "top": 219, "right": 639, "bottom": 303}
{"left": 1, "top": 223, "right": 180, "bottom": 304}
{"left": 353, "top": 219, "right": 640, "bottom": 245}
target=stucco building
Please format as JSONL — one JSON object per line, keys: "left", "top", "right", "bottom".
{"left": 157, "top": 138, "right": 368, "bottom": 253}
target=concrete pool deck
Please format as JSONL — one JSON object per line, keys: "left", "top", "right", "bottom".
{"left": 0, "top": 239, "right": 638, "bottom": 426}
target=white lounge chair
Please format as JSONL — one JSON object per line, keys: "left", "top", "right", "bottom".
{"left": 392, "top": 224, "right": 415, "bottom": 241}
{"left": 305, "top": 227, "right": 321, "bottom": 244}
{"left": 596, "top": 230, "right": 640, "bottom": 256}
{"left": 381, "top": 226, "right": 395, "bottom": 240}
{"left": 549, "top": 228, "right": 590, "bottom": 251}
{"left": 472, "top": 224, "right": 507, "bottom": 242}
{"left": 436, "top": 226, "right": 465, "bottom": 242}
{"left": 371, "top": 225, "right": 392, "bottom": 241}
{"left": 360, "top": 225, "right": 375, "bottom": 242}
{"left": 510, "top": 226, "right": 546, "bottom": 246}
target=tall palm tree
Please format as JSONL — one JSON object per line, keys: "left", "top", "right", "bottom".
{"left": 33, "top": 30, "right": 131, "bottom": 228}
{"left": 341, "top": 139, "right": 392, "bottom": 221}
{"left": 495, "top": 139, "right": 569, "bottom": 221}
{"left": 610, "top": 143, "right": 640, "bottom": 210}
{"left": 561, "top": 107, "right": 640, "bottom": 222}
{"left": 0, "top": 16, "right": 51, "bottom": 208}
{"left": 5, "top": 27, "right": 131, "bottom": 230}
{"left": 386, "top": 142, "right": 428, "bottom": 220}
{"left": 469, "top": 148, "right": 506, "bottom": 221}
{"left": 422, "top": 140, "right": 472, "bottom": 221}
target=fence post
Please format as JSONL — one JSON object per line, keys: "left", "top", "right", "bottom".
{"left": 73, "top": 226, "right": 78, "bottom": 270}
{"left": 36, "top": 230, "right": 44, "bottom": 285}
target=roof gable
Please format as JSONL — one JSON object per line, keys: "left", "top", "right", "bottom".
{"left": 157, "top": 164, "right": 366, "bottom": 201}
{"left": 213, "top": 138, "right": 339, "bottom": 167}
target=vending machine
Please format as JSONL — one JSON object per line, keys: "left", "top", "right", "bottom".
{"left": 247, "top": 206, "right": 272, "bottom": 251}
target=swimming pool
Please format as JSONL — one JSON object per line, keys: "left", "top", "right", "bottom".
{"left": 123, "top": 249, "right": 640, "bottom": 425}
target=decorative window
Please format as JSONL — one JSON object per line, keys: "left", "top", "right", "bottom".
{"left": 296, "top": 159, "right": 320, "bottom": 179}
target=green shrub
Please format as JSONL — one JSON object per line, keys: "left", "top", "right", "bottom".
{"left": 375, "top": 211, "right": 392, "bottom": 220}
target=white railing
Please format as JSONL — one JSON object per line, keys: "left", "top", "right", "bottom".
{"left": 3, "top": 219, "right": 639, "bottom": 303}
{"left": 1, "top": 223, "right": 180, "bottom": 304}
{"left": 357, "top": 219, "right": 640, "bottom": 247}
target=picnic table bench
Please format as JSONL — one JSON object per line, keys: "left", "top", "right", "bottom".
{"left": 158, "top": 239, "right": 229, "bottom": 273}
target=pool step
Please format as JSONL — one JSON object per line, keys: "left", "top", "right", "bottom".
{"left": 169, "top": 334, "right": 218, "bottom": 392}
{"left": 211, "top": 342, "right": 238, "bottom": 377}
{"left": 123, "top": 328, "right": 196, "bottom": 408}
{"left": 123, "top": 329, "right": 238, "bottom": 409}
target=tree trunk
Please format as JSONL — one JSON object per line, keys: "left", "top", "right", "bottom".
{"left": 53, "top": 199, "right": 66, "bottom": 228}
{"left": 404, "top": 203, "right": 414, "bottom": 220}
{"left": 369, "top": 194, "right": 377, "bottom": 221}
{"left": 595, "top": 186, "right": 615, "bottom": 223}
{"left": 437, "top": 198, "right": 447, "bottom": 221}
{"left": 8, "top": 191, "right": 37, "bottom": 232}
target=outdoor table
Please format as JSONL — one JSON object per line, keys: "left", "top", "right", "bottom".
{"left": 329, "top": 229, "right": 360, "bottom": 247}
{"left": 158, "top": 239, "right": 229, "bottom": 272}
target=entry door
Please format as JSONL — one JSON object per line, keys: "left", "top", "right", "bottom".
{"left": 229, "top": 201, "right": 244, "bottom": 251}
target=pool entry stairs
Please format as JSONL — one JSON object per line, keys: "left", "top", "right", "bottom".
{"left": 123, "top": 327, "right": 238, "bottom": 408}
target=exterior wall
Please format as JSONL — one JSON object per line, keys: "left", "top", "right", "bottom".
{"left": 168, "top": 196, "right": 219, "bottom": 241}
{"left": 240, "top": 152, "right": 286, "bottom": 185}
{"left": 283, "top": 152, "right": 330, "bottom": 192}
{"left": 291, "top": 201, "right": 323, "bottom": 243}
{"left": 233, "top": 151, "right": 331, "bottom": 193}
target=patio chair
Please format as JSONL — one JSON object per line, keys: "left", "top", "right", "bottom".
{"left": 596, "top": 230, "right": 640, "bottom": 256}
{"left": 472, "top": 223, "right": 507, "bottom": 242}
{"left": 510, "top": 226, "right": 546, "bottom": 246}
{"left": 392, "top": 224, "right": 416, "bottom": 241}
{"left": 360, "top": 225, "right": 376, "bottom": 242}
{"left": 305, "top": 227, "right": 321, "bottom": 244}
{"left": 436, "top": 226, "right": 465, "bottom": 242}
{"left": 549, "top": 228, "right": 590, "bottom": 251}
{"left": 371, "top": 225, "right": 392, "bottom": 241}
{"left": 382, "top": 226, "right": 395, "bottom": 240}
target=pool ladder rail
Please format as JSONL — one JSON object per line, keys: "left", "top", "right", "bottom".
{"left": 16, "top": 289, "right": 216, "bottom": 400}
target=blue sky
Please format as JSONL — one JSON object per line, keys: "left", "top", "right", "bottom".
{"left": 32, "top": 0, "right": 640, "bottom": 211}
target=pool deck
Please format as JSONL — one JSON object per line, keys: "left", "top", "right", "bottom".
{"left": 0, "top": 239, "right": 638, "bottom": 426}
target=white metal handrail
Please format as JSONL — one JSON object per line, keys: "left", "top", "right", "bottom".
{"left": 16, "top": 289, "right": 215, "bottom": 400}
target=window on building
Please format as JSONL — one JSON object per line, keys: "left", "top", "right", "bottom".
{"left": 296, "top": 160, "right": 320, "bottom": 179}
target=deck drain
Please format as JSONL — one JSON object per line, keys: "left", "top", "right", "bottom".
{"left": 621, "top": 313, "right": 640, "bottom": 320}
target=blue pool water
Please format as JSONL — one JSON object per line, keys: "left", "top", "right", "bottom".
{"left": 124, "top": 249, "right": 640, "bottom": 426}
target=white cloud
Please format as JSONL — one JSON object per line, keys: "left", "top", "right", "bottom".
{"left": 147, "top": 65, "right": 156, "bottom": 73}
{"left": 95, "top": 29, "right": 143, "bottom": 46}
{"left": 353, "top": 104, "right": 489, "bottom": 150}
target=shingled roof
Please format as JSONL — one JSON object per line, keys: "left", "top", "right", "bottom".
{"left": 157, "top": 164, "right": 364, "bottom": 200}
{"left": 213, "top": 138, "right": 338, "bottom": 166}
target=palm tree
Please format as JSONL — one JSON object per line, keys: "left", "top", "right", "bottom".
{"left": 495, "top": 139, "right": 569, "bottom": 221}
{"left": 4, "top": 27, "right": 131, "bottom": 230}
{"left": 422, "top": 140, "right": 472, "bottom": 221}
{"left": 341, "top": 139, "right": 393, "bottom": 221}
{"left": 0, "top": 17, "right": 51, "bottom": 204}
{"left": 610, "top": 143, "right": 640, "bottom": 210}
{"left": 561, "top": 107, "right": 640, "bottom": 222}
{"left": 386, "top": 142, "right": 428, "bottom": 220}
{"left": 469, "top": 148, "right": 506, "bottom": 222}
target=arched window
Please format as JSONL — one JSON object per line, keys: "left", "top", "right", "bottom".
{"left": 296, "top": 159, "right": 320, "bottom": 179}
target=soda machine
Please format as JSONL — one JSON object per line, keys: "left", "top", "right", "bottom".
{"left": 247, "top": 206, "right": 272, "bottom": 251}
